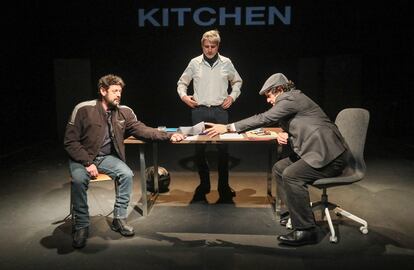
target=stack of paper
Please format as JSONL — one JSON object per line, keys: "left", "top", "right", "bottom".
{"left": 184, "top": 135, "right": 200, "bottom": 141}
{"left": 178, "top": 122, "right": 205, "bottom": 136}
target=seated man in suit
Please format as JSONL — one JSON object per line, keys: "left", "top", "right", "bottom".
{"left": 205, "top": 73, "right": 349, "bottom": 246}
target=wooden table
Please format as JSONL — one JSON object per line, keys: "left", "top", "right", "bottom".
{"left": 124, "top": 128, "right": 283, "bottom": 216}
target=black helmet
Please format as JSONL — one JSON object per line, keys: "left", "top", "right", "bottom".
{"left": 145, "top": 166, "right": 170, "bottom": 193}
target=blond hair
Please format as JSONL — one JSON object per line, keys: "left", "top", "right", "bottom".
{"left": 201, "top": 29, "right": 221, "bottom": 45}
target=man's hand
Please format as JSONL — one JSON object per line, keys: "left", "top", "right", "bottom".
{"left": 86, "top": 163, "right": 99, "bottom": 178}
{"left": 221, "top": 96, "right": 233, "bottom": 109}
{"left": 205, "top": 122, "right": 227, "bottom": 137}
{"left": 181, "top": 95, "right": 198, "bottom": 108}
{"left": 170, "top": 133, "right": 185, "bottom": 142}
{"left": 276, "top": 132, "right": 289, "bottom": 145}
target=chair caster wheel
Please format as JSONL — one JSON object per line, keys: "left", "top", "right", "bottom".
{"left": 285, "top": 218, "right": 293, "bottom": 229}
{"left": 360, "top": 226, "right": 368, "bottom": 234}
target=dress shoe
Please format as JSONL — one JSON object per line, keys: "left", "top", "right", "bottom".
{"left": 215, "top": 196, "right": 234, "bottom": 204}
{"left": 190, "top": 185, "right": 210, "bottom": 203}
{"left": 190, "top": 192, "right": 208, "bottom": 203}
{"left": 195, "top": 184, "right": 210, "bottom": 194}
{"left": 216, "top": 186, "right": 236, "bottom": 204}
{"left": 111, "top": 218, "right": 135, "bottom": 236}
{"left": 72, "top": 227, "right": 89, "bottom": 249}
{"left": 277, "top": 228, "right": 318, "bottom": 246}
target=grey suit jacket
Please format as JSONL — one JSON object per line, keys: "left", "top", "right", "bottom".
{"left": 234, "top": 90, "right": 346, "bottom": 168}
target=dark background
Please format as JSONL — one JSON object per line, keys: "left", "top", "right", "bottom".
{"left": 2, "top": 0, "right": 413, "bottom": 157}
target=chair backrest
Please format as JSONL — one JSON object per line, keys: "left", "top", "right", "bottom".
{"left": 312, "top": 108, "right": 370, "bottom": 187}
{"left": 335, "top": 108, "right": 370, "bottom": 179}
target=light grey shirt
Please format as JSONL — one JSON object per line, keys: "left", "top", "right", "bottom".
{"left": 177, "top": 54, "right": 243, "bottom": 106}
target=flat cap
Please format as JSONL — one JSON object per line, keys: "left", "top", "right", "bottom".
{"left": 259, "top": 73, "right": 289, "bottom": 95}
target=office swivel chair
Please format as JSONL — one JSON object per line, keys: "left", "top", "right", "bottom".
{"left": 310, "top": 108, "right": 370, "bottom": 243}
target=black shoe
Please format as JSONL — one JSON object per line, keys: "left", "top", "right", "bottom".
{"left": 195, "top": 184, "right": 210, "bottom": 194}
{"left": 111, "top": 218, "right": 135, "bottom": 236}
{"left": 216, "top": 197, "right": 235, "bottom": 204}
{"left": 72, "top": 227, "right": 89, "bottom": 249}
{"left": 216, "top": 186, "right": 236, "bottom": 204}
{"left": 277, "top": 228, "right": 318, "bottom": 246}
{"left": 191, "top": 185, "right": 209, "bottom": 203}
{"left": 190, "top": 192, "right": 208, "bottom": 203}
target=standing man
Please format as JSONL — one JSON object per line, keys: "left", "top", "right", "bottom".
{"left": 64, "top": 74, "right": 184, "bottom": 249}
{"left": 177, "top": 29, "right": 243, "bottom": 203}
{"left": 205, "top": 73, "right": 348, "bottom": 246}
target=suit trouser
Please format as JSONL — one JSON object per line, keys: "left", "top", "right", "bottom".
{"left": 191, "top": 106, "right": 229, "bottom": 192}
{"left": 273, "top": 152, "right": 347, "bottom": 230}
{"left": 69, "top": 155, "right": 134, "bottom": 230}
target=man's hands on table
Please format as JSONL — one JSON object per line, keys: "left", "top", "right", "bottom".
{"left": 204, "top": 122, "right": 227, "bottom": 137}
{"left": 170, "top": 133, "right": 185, "bottom": 142}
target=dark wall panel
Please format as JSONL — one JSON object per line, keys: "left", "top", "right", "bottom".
{"left": 2, "top": 1, "right": 413, "bottom": 155}
{"left": 54, "top": 59, "right": 92, "bottom": 141}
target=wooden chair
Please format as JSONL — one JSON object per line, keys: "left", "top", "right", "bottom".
{"left": 60, "top": 173, "right": 115, "bottom": 222}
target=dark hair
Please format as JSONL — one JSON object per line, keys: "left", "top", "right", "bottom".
{"left": 97, "top": 74, "right": 125, "bottom": 90}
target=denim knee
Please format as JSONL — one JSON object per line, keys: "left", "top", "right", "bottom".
{"left": 117, "top": 167, "right": 134, "bottom": 182}
{"left": 125, "top": 167, "right": 134, "bottom": 179}
{"left": 71, "top": 168, "right": 89, "bottom": 186}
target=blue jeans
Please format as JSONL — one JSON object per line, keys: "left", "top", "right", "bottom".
{"left": 69, "top": 155, "right": 134, "bottom": 230}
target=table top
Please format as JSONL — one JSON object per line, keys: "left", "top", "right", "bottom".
{"left": 124, "top": 128, "right": 282, "bottom": 144}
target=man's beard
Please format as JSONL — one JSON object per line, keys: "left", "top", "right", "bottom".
{"left": 106, "top": 97, "right": 120, "bottom": 109}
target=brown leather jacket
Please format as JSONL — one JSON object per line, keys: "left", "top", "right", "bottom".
{"left": 64, "top": 99, "right": 170, "bottom": 166}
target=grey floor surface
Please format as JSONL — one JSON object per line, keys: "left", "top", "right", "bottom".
{"left": 0, "top": 138, "right": 413, "bottom": 270}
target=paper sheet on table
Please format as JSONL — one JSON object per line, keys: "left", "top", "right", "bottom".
{"left": 178, "top": 122, "right": 205, "bottom": 135}
{"left": 184, "top": 135, "right": 199, "bottom": 141}
{"left": 219, "top": 133, "right": 244, "bottom": 139}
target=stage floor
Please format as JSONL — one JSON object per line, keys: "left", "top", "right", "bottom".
{"left": 0, "top": 138, "right": 413, "bottom": 269}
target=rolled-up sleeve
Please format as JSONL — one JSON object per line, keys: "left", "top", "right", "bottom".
{"left": 177, "top": 61, "right": 194, "bottom": 98}
{"left": 228, "top": 63, "right": 242, "bottom": 101}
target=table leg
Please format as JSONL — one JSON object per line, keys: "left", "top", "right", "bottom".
{"left": 275, "top": 144, "right": 283, "bottom": 215}
{"left": 146, "top": 143, "right": 160, "bottom": 212}
{"left": 138, "top": 143, "right": 160, "bottom": 216}
{"left": 266, "top": 143, "right": 272, "bottom": 199}
{"left": 153, "top": 143, "right": 159, "bottom": 192}
{"left": 139, "top": 144, "right": 148, "bottom": 216}
{"left": 267, "top": 142, "right": 282, "bottom": 215}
